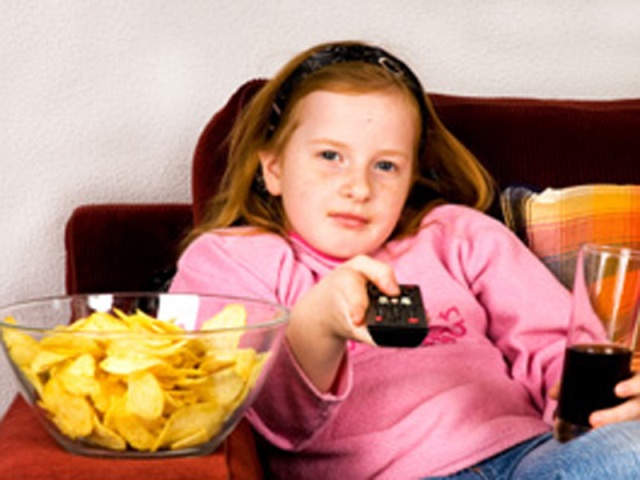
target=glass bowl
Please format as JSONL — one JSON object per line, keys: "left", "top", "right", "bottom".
{"left": 0, "top": 292, "right": 288, "bottom": 458}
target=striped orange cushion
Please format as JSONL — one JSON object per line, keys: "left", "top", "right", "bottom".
{"left": 501, "top": 184, "right": 640, "bottom": 288}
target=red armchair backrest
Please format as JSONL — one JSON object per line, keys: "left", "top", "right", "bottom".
{"left": 430, "top": 94, "right": 640, "bottom": 189}
{"left": 192, "top": 79, "right": 267, "bottom": 225}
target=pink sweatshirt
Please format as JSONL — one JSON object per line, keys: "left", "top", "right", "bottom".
{"left": 170, "top": 205, "right": 572, "bottom": 478}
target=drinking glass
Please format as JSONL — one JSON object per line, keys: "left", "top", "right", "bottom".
{"left": 554, "top": 243, "right": 640, "bottom": 442}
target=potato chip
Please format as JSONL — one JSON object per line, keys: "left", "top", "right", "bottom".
{"left": 88, "top": 415, "right": 127, "bottom": 451}
{"left": 108, "top": 397, "right": 160, "bottom": 451}
{"left": 199, "top": 350, "right": 237, "bottom": 373}
{"left": 233, "top": 348, "right": 258, "bottom": 380}
{"left": 106, "top": 336, "right": 189, "bottom": 358}
{"left": 1, "top": 318, "right": 39, "bottom": 368}
{"left": 227, "top": 353, "right": 269, "bottom": 413}
{"left": 198, "top": 368, "right": 245, "bottom": 407}
{"left": 21, "top": 368, "right": 45, "bottom": 397}
{"left": 31, "top": 349, "right": 72, "bottom": 374}
{"left": 169, "top": 428, "right": 210, "bottom": 450}
{"left": 100, "top": 354, "right": 166, "bottom": 375}
{"left": 2, "top": 303, "right": 268, "bottom": 454}
{"left": 153, "top": 402, "right": 225, "bottom": 451}
{"left": 200, "top": 304, "right": 247, "bottom": 350}
{"left": 40, "top": 377, "right": 93, "bottom": 439}
{"left": 57, "top": 353, "right": 99, "bottom": 396}
{"left": 68, "top": 311, "right": 129, "bottom": 333}
{"left": 127, "top": 371, "right": 164, "bottom": 420}
{"left": 40, "top": 334, "right": 102, "bottom": 357}
{"left": 163, "top": 389, "right": 199, "bottom": 413}
{"left": 115, "top": 309, "right": 182, "bottom": 335}
{"left": 91, "top": 375, "right": 126, "bottom": 414}
{"left": 201, "top": 304, "right": 247, "bottom": 330}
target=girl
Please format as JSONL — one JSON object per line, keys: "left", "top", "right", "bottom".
{"left": 171, "top": 41, "right": 640, "bottom": 478}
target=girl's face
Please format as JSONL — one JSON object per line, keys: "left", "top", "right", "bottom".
{"left": 259, "top": 89, "right": 418, "bottom": 259}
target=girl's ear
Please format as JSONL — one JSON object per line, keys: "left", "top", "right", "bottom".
{"left": 258, "top": 150, "right": 283, "bottom": 196}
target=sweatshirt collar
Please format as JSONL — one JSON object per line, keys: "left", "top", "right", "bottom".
{"left": 288, "top": 232, "right": 346, "bottom": 274}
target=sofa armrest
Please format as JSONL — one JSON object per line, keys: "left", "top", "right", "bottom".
{"left": 65, "top": 203, "right": 192, "bottom": 293}
{"left": 0, "top": 396, "right": 232, "bottom": 480}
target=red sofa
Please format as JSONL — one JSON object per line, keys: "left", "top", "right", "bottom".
{"left": 1, "top": 79, "right": 639, "bottom": 479}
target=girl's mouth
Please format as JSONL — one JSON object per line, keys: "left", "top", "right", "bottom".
{"left": 329, "top": 212, "right": 369, "bottom": 229}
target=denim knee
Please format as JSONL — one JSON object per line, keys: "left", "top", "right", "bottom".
{"left": 514, "top": 421, "right": 640, "bottom": 479}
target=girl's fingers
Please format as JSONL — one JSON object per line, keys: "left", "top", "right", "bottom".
{"left": 614, "top": 372, "right": 640, "bottom": 398}
{"left": 347, "top": 255, "right": 399, "bottom": 296}
{"left": 589, "top": 373, "right": 640, "bottom": 427}
{"left": 548, "top": 383, "right": 560, "bottom": 400}
{"left": 590, "top": 396, "right": 640, "bottom": 427}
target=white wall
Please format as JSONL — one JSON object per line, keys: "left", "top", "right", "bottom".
{"left": 1, "top": 0, "right": 639, "bottom": 417}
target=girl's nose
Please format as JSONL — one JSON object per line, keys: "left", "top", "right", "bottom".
{"left": 340, "top": 168, "right": 372, "bottom": 201}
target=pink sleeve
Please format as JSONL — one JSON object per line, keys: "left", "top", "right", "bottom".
{"left": 245, "top": 341, "right": 352, "bottom": 450}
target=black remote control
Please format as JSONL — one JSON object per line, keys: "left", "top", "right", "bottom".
{"left": 366, "top": 283, "right": 428, "bottom": 347}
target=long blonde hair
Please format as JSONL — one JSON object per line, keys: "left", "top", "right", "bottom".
{"left": 187, "top": 41, "right": 495, "bottom": 244}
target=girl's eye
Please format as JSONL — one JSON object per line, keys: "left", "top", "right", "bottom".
{"left": 320, "top": 150, "right": 340, "bottom": 162}
{"left": 375, "top": 160, "right": 396, "bottom": 172}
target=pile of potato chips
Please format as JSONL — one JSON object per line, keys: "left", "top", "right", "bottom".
{"left": 1, "top": 304, "right": 267, "bottom": 453}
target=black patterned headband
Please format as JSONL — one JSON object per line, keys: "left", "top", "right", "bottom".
{"left": 266, "top": 44, "right": 430, "bottom": 156}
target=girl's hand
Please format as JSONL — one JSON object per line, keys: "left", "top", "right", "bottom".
{"left": 549, "top": 373, "right": 640, "bottom": 428}
{"left": 286, "top": 254, "right": 399, "bottom": 392}
{"left": 316, "top": 254, "right": 400, "bottom": 344}
{"left": 589, "top": 372, "right": 640, "bottom": 427}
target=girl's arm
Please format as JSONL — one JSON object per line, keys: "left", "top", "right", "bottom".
{"left": 286, "top": 255, "right": 399, "bottom": 392}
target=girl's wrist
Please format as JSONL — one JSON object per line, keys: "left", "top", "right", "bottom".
{"left": 286, "top": 310, "right": 347, "bottom": 393}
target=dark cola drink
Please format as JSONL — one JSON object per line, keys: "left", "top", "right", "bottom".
{"left": 555, "top": 344, "right": 632, "bottom": 442}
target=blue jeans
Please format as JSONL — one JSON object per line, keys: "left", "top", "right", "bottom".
{"left": 425, "top": 421, "right": 640, "bottom": 479}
